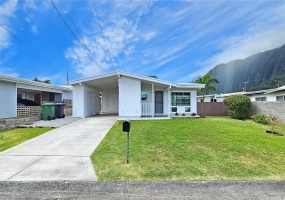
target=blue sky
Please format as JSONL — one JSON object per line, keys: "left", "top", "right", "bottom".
{"left": 1, "top": 0, "right": 285, "bottom": 85}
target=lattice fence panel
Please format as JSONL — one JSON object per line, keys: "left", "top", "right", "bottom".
{"left": 17, "top": 106, "right": 42, "bottom": 117}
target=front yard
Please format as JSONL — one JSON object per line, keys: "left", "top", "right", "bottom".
{"left": 91, "top": 117, "right": 285, "bottom": 181}
{"left": 0, "top": 128, "right": 52, "bottom": 152}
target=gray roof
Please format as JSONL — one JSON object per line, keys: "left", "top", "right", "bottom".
{"left": 0, "top": 74, "right": 72, "bottom": 91}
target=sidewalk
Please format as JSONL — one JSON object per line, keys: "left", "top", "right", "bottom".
{"left": 0, "top": 180, "right": 284, "bottom": 199}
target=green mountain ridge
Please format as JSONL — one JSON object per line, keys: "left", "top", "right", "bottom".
{"left": 208, "top": 44, "right": 285, "bottom": 93}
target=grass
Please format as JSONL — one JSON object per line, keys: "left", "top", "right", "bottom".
{"left": 91, "top": 117, "right": 285, "bottom": 181}
{"left": 0, "top": 128, "right": 52, "bottom": 152}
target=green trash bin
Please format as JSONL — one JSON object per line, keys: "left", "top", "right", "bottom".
{"left": 41, "top": 103, "right": 56, "bottom": 120}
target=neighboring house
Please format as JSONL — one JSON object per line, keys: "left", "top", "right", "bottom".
{"left": 68, "top": 71, "right": 205, "bottom": 118}
{"left": 0, "top": 74, "right": 72, "bottom": 119}
{"left": 197, "top": 94, "right": 224, "bottom": 102}
{"left": 198, "top": 85, "right": 285, "bottom": 102}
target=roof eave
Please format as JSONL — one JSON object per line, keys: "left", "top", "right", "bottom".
{"left": 0, "top": 75, "right": 72, "bottom": 91}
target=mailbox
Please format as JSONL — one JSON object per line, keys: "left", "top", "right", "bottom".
{"left": 123, "top": 120, "right": 131, "bottom": 132}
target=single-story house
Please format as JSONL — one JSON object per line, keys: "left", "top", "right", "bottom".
{"left": 197, "top": 85, "right": 285, "bottom": 102}
{"left": 0, "top": 74, "right": 72, "bottom": 119}
{"left": 69, "top": 71, "right": 205, "bottom": 118}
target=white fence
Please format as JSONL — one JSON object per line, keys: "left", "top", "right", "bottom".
{"left": 17, "top": 106, "right": 42, "bottom": 118}
{"left": 141, "top": 103, "right": 152, "bottom": 117}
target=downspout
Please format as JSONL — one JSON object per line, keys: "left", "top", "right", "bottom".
{"left": 152, "top": 83, "right": 154, "bottom": 117}
{"left": 168, "top": 85, "right": 171, "bottom": 117}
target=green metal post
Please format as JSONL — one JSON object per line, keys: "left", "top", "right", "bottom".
{"left": 126, "top": 132, "right": 129, "bottom": 164}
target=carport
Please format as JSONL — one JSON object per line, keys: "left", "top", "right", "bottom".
{"left": 69, "top": 73, "right": 119, "bottom": 118}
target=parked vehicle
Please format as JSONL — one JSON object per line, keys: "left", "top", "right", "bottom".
{"left": 17, "top": 99, "right": 40, "bottom": 106}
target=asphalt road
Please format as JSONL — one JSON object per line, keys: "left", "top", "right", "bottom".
{"left": 0, "top": 180, "right": 284, "bottom": 199}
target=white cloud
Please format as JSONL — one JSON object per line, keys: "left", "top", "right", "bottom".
{"left": 0, "top": 0, "right": 18, "bottom": 50}
{"left": 31, "top": 25, "right": 38, "bottom": 33}
{"left": 24, "top": 16, "right": 31, "bottom": 23}
{"left": 184, "top": 28, "right": 285, "bottom": 81}
{"left": 0, "top": 0, "right": 17, "bottom": 16}
{"left": 23, "top": 0, "right": 36, "bottom": 10}
{"left": 141, "top": 31, "right": 156, "bottom": 41}
{"left": 66, "top": 1, "right": 154, "bottom": 77}
{"left": 0, "top": 66, "right": 19, "bottom": 77}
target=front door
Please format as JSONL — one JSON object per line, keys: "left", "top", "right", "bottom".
{"left": 34, "top": 94, "right": 41, "bottom": 104}
{"left": 155, "top": 91, "right": 163, "bottom": 114}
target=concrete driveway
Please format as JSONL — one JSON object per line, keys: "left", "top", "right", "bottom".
{"left": 0, "top": 115, "right": 117, "bottom": 181}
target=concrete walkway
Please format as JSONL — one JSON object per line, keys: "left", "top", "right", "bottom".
{"left": 0, "top": 115, "right": 117, "bottom": 181}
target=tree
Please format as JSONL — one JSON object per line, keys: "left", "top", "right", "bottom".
{"left": 33, "top": 77, "right": 51, "bottom": 84}
{"left": 223, "top": 95, "right": 251, "bottom": 119}
{"left": 194, "top": 73, "right": 219, "bottom": 101}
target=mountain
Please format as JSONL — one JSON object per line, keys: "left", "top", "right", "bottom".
{"left": 208, "top": 44, "right": 285, "bottom": 94}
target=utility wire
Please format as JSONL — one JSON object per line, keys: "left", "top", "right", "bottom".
{"left": 2, "top": 62, "right": 39, "bottom": 80}
{"left": 50, "top": 0, "right": 107, "bottom": 74}
{"left": 0, "top": 24, "right": 66, "bottom": 79}
{"left": 2, "top": 59, "right": 66, "bottom": 85}
{"left": 92, "top": 0, "right": 116, "bottom": 73}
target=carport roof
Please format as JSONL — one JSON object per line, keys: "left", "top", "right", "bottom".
{"left": 68, "top": 71, "right": 205, "bottom": 89}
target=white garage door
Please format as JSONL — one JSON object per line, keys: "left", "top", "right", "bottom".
{"left": 87, "top": 92, "right": 94, "bottom": 117}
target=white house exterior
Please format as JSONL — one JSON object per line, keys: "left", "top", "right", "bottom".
{"left": 198, "top": 85, "right": 285, "bottom": 102}
{"left": 69, "top": 71, "right": 205, "bottom": 118}
{"left": 0, "top": 75, "right": 72, "bottom": 119}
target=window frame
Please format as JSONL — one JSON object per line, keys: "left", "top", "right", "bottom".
{"left": 255, "top": 97, "right": 267, "bottom": 101}
{"left": 171, "top": 92, "right": 191, "bottom": 113}
{"left": 276, "top": 95, "right": 285, "bottom": 102}
{"left": 141, "top": 91, "right": 148, "bottom": 101}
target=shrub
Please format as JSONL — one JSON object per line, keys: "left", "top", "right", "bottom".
{"left": 251, "top": 114, "right": 269, "bottom": 124}
{"left": 223, "top": 95, "right": 251, "bottom": 119}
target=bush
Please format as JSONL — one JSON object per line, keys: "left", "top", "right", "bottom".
{"left": 251, "top": 114, "right": 269, "bottom": 124}
{"left": 223, "top": 95, "right": 251, "bottom": 119}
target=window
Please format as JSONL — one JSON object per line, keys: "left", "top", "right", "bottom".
{"left": 17, "top": 94, "right": 22, "bottom": 99}
{"left": 211, "top": 99, "right": 217, "bottom": 102}
{"left": 276, "top": 96, "right": 285, "bottom": 101}
{"left": 185, "top": 107, "right": 190, "bottom": 112}
{"left": 172, "top": 107, "right": 177, "bottom": 112}
{"left": 141, "top": 91, "right": 148, "bottom": 101}
{"left": 171, "top": 92, "right": 191, "bottom": 106}
{"left": 255, "top": 97, "right": 266, "bottom": 101}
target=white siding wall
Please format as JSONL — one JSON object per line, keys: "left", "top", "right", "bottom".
{"left": 102, "top": 87, "right": 118, "bottom": 114}
{"left": 72, "top": 84, "right": 100, "bottom": 118}
{"left": 62, "top": 91, "right": 73, "bottom": 100}
{"left": 0, "top": 81, "right": 17, "bottom": 118}
{"left": 72, "top": 85, "right": 84, "bottom": 117}
{"left": 119, "top": 76, "right": 141, "bottom": 117}
{"left": 191, "top": 90, "right": 197, "bottom": 113}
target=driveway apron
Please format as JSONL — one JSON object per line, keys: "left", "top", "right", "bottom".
{"left": 0, "top": 116, "right": 117, "bottom": 181}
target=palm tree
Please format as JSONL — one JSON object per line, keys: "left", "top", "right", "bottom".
{"left": 194, "top": 73, "right": 219, "bottom": 102}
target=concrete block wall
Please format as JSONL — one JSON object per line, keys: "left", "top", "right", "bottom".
{"left": 0, "top": 115, "right": 41, "bottom": 132}
{"left": 250, "top": 102, "right": 285, "bottom": 124}
{"left": 64, "top": 99, "right": 72, "bottom": 116}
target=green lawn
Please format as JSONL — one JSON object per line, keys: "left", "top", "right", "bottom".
{"left": 91, "top": 117, "right": 285, "bottom": 181}
{"left": 0, "top": 128, "right": 52, "bottom": 152}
